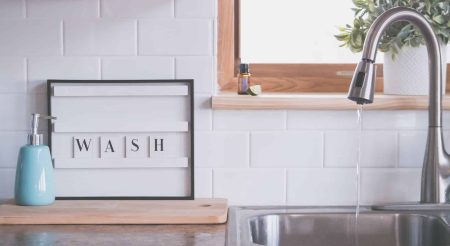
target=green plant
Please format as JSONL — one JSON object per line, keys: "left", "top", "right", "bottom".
{"left": 335, "top": 0, "right": 450, "bottom": 58}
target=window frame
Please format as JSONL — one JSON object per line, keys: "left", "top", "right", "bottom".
{"left": 217, "top": 0, "right": 449, "bottom": 93}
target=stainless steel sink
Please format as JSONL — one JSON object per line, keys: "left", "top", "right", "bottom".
{"left": 226, "top": 207, "right": 450, "bottom": 246}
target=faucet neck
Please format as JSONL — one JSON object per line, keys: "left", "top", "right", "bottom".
{"left": 361, "top": 7, "right": 443, "bottom": 127}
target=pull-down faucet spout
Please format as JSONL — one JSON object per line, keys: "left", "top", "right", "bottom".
{"left": 348, "top": 7, "right": 450, "bottom": 203}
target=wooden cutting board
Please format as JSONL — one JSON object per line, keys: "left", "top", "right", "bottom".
{"left": 0, "top": 198, "right": 228, "bottom": 225}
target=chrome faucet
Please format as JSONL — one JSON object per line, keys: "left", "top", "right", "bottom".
{"left": 348, "top": 7, "right": 450, "bottom": 204}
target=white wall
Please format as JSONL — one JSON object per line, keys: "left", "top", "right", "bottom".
{"left": 0, "top": 0, "right": 439, "bottom": 206}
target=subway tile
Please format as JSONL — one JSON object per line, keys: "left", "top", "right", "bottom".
{"left": 195, "top": 168, "right": 212, "bottom": 198}
{"left": 398, "top": 131, "right": 426, "bottom": 168}
{"left": 0, "top": 94, "right": 28, "bottom": 130}
{"left": 0, "top": 20, "right": 61, "bottom": 56}
{"left": 0, "top": 57, "right": 26, "bottom": 93}
{"left": 27, "top": 0, "right": 98, "bottom": 18}
{"left": 360, "top": 168, "right": 421, "bottom": 205}
{"left": 176, "top": 56, "right": 213, "bottom": 94}
{"left": 139, "top": 20, "right": 212, "bottom": 56}
{"left": 362, "top": 110, "right": 427, "bottom": 130}
{"left": 324, "top": 131, "right": 358, "bottom": 167}
{"left": 361, "top": 131, "right": 398, "bottom": 168}
{"left": 213, "top": 168, "right": 285, "bottom": 205}
{"left": 0, "top": 0, "right": 24, "bottom": 19}
{"left": 65, "top": 19, "right": 136, "bottom": 56}
{"left": 251, "top": 131, "right": 323, "bottom": 167}
{"left": 175, "top": 0, "right": 214, "bottom": 18}
{"left": 0, "top": 132, "right": 26, "bottom": 168}
{"left": 213, "top": 110, "right": 286, "bottom": 130}
{"left": 101, "top": 0, "right": 173, "bottom": 18}
{"left": 28, "top": 57, "right": 99, "bottom": 93}
{"left": 287, "top": 168, "right": 357, "bottom": 205}
{"left": 0, "top": 168, "right": 15, "bottom": 199}
{"left": 195, "top": 131, "right": 248, "bottom": 167}
{"left": 287, "top": 110, "right": 359, "bottom": 130}
{"left": 194, "top": 94, "right": 212, "bottom": 131}
{"left": 101, "top": 57, "right": 174, "bottom": 80}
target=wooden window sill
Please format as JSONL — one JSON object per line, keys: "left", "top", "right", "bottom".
{"left": 211, "top": 93, "right": 450, "bottom": 110}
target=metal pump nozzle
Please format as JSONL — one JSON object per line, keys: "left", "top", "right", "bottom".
{"left": 28, "top": 114, "right": 57, "bottom": 145}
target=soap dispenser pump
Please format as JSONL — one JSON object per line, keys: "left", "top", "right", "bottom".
{"left": 15, "top": 114, "right": 57, "bottom": 206}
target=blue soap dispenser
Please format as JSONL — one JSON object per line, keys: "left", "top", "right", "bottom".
{"left": 15, "top": 114, "right": 57, "bottom": 206}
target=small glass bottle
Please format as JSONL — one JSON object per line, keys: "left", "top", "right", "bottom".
{"left": 238, "top": 63, "right": 251, "bottom": 95}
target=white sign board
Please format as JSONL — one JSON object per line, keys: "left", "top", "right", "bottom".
{"left": 48, "top": 80, "right": 194, "bottom": 199}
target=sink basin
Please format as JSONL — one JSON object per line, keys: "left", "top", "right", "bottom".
{"left": 226, "top": 207, "right": 450, "bottom": 246}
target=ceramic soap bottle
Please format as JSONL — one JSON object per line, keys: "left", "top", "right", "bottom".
{"left": 15, "top": 114, "right": 57, "bottom": 206}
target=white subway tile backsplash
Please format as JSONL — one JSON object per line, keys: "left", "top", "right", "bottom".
{"left": 360, "top": 168, "right": 421, "bottom": 205}
{"left": 0, "top": 168, "right": 15, "bottom": 199}
{"left": 101, "top": 0, "right": 173, "bottom": 18}
{"left": 176, "top": 56, "right": 213, "bottom": 94}
{"left": 0, "top": 0, "right": 24, "bottom": 19}
{"left": 28, "top": 57, "right": 99, "bottom": 93}
{"left": 101, "top": 57, "right": 174, "bottom": 80}
{"left": 194, "top": 94, "right": 213, "bottom": 131}
{"left": 324, "top": 131, "right": 358, "bottom": 167}
{"left": 138, "top": 20, "right": 212, "bottom": 55}
{"left": 65, "top": 19, "right": 136, "bottom": 55}
{"left": 0, "top": 132, "right": 26, "bottom": 168}
{"left": 213, "top": 110, "right": 286, "bottom": 130}
{"left": 361, "top": 131, "right": 398, "bottom": 168}
{"left": 27, "top": 0, "right": 99, "bottom": 18}
{"left": 0, "top": 20, "right": 61, "bottom": 56}
{"left": 251, "top": 131, "right": 323, "bottom": 167}
{"left": 0, "top": 0, "right": 431, "bottom": 207}
{"left": 0, "top": 58, "right": 26, "bottom": 93}
{"left": 175, "top": 0, "right": 214, "bottom": 18}
{"left": 0, "top": 94, "right": 28, "bottom": 130}
{"left": 195, "top": 168, "right": 212, "bottom": 198}
{"left": 287, "top": 110, "right": 359, "bottom": 130}
{"left": 287, "top": 168, "right": 356, "bottom": 205}
{"left": 195, "top": 131, "right": 248, "bottom": 167}
{"left": 214, "top": 168, "right": 285, "bottom": 205}
{"left": 398, "top": 131, "right": 426, "bottom": 168}
{"left": 362, "top": 110, "right": 427, "bottom": 130}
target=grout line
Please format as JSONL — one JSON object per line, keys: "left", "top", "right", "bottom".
{"left": 98, "top": 57, "right": 102, "bottom": 80}
{"left": 247, "top": 131, "right": 251, "bottom": 167}
{"left": 322, "top": 131, "right": 326, "bottom": 168}
{"left": 23, "top": 0, "right": 27, "bottom": 18}
{"left": 395, "top": 130, "right": 400, "bottom": 168}
{"left": 211, "top": 168, "right": 215, "bottom": 198}
{"left": 97, "top": 0, "right": 102, "bottom": 18}
{"left": 172, "top": 0, "right": 176, "bottom": 18}
{"left": 24, "top": 57, "right": 28, "bottom": 93}
{"left": 134, "top": 20, "right": 139, "bottom": 56}
{"left": 284, "top": 168, "right": 288, "bottom": 205}
{"left": 60, "top": 20, "right": 65, "bottom": 56}
{"left": 173, "top": 56, "right": 176, "bottom": 79}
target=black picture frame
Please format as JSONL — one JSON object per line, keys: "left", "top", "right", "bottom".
{"left": 47, "top": 79, "right": 195, "bottom": 200}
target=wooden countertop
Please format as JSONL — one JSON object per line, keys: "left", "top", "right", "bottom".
{"left": 0, "top": 199, "right": 227, "bottom": 245}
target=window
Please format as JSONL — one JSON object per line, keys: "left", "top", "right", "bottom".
{"left": 218, "top": 0, "right": 448, "bottom": 93}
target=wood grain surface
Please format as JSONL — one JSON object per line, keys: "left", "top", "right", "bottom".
{"left": 0, "top": 198, "right": 228, "bottom": 225}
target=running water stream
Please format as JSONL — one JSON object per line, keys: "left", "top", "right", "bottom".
{"left": 354, "top": 105, "right": 363, "bottom": 246}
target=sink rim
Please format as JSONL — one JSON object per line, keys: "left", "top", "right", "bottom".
{"left": 226, "top": 206, "right": 450, "bottom": 246}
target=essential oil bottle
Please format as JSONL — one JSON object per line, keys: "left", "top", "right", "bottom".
{"left": 238, "top": 63, "right": 251, "bottom": 95}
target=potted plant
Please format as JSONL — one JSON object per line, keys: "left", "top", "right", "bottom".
{"left": 336, "top": 0, "right": 450, "bottom": 95}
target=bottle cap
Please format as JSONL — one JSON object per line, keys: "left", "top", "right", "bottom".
{"left": 28, "top": 114, "right": 57, "bottom": 145}
{"left": 240, "top": 63, "right": 250, "bottom": 74}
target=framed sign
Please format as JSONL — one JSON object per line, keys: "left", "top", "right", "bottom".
{"left": 47, "top": 80, "right": 194, "bottom": 200}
